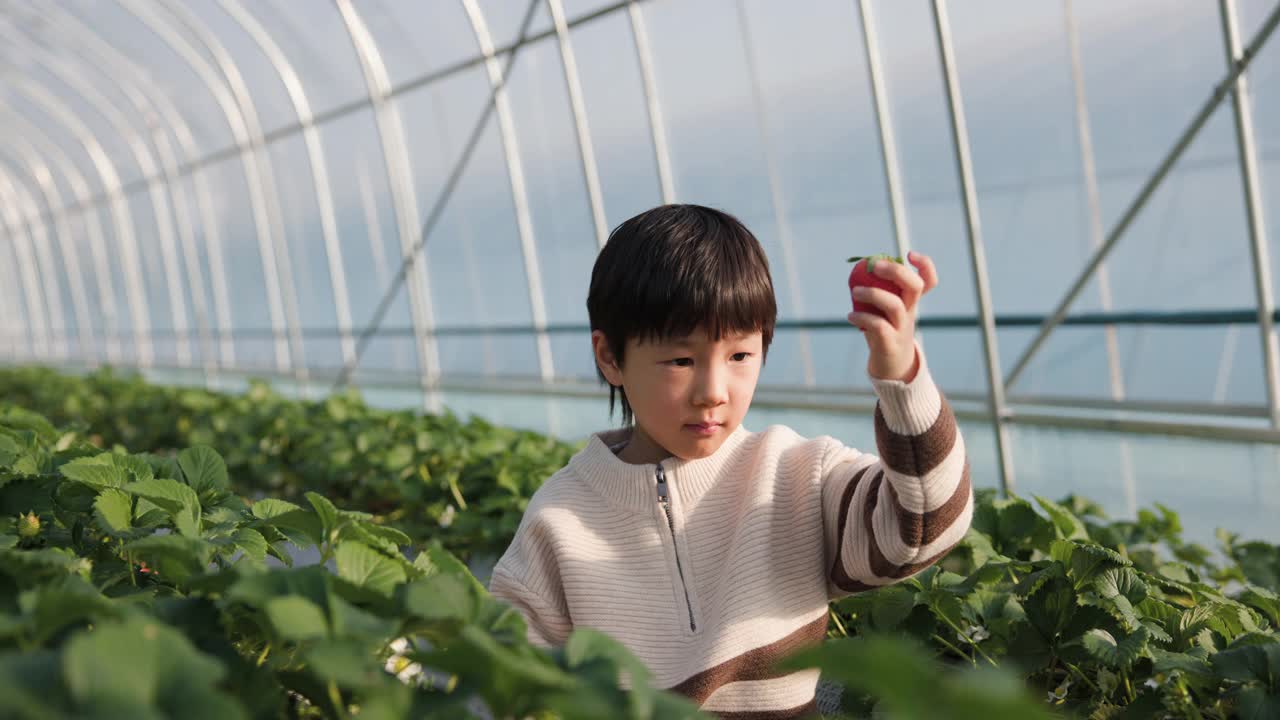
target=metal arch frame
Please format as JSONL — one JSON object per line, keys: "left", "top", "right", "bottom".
{"left": 46, "top": 5, "right": 235, "bottom": 373}
{"left": 3, "top": 75, "right": 154, "bottom": 366}
{"left": 1004, "top": 4, "right": 1280, "bottom": 394}
{"left": 0, "top": 171, "right": 70, "bottom": 360}
{"left": 0, "top": 219, "right": 31, "bottom": 363}
{"left": 0, "top": 144, "right": 95, "bottom": 364}
{"left": 334, "top": 0, "right": 442, "bottom": 410}
{"left": 0, "top": 168, "right": 51, "bottom": 360}
{"left": 734, "top": 0, "right": 817, "bottom": 388}
{"left": 461, "top": 0, "right": 556, "bottom": 384}
{"left": 4, "top": 27, "right": 198, "bottom": 369}
{"left": 856, "top": 0, "right": 911, "bottom": 263}
{"left": 1220, "top": 0, "right": 1280, "bottom": 429}
{"left": 0, "top": 109, "right": 125, "bottom": 364}
{"left": 930, "top": 0, "right": 1017, "bottom": 494}
{"left": 546, "top": 0, "right": 609, "bottom": 248}
{"left": 627, "top": 1, "right": 675, "bottom": 204}
{"left": 148, "top": 0, "right": 310, "bottom": 388}
{"left": 217, "top": 0, "right": 358, "bottom": 368}
{"left": 1062, "top": 0, "right": 1125, "bottom": 403}
{"left": 116, "top": 0, "right": 300, "bottom": 379}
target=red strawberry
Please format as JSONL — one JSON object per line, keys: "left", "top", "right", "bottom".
{"left": 848, "top": 254, "right": 904, "bottom": 320}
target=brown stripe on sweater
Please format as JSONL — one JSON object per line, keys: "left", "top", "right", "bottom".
{"left": 874, "top": 394, "right": 956, "bottom": 478}
{"left": 865, "top": 465, "right": 970, "bottom": 579}
{"left": 668, "top": 613, "right": 829, "bottom": 706}
{"left": 829, "top": 466, "right": 880, "bottom": 593}
{"left": 886, "top": 457, "right": 972, "bottom": 547}
{"left": 711, "top": 697, "right": 820, "bottom": 719}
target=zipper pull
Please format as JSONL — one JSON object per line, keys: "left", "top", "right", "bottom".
{"left": 655, "top": 465, "right": 670, "bottom": 506}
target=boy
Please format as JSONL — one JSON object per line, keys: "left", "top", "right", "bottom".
{"left": 489, "top": 205, "right": 971, "bottom": 718}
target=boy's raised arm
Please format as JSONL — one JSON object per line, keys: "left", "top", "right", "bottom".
{"left": 820, "top": 341, "right": 973, "bottom": 601}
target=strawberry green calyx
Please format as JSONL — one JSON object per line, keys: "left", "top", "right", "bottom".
{"left": 846, "top": 254, "right": 904, "bottom": 272}
{"left": 16, "top": 511, "right": 40, "bottom": 539}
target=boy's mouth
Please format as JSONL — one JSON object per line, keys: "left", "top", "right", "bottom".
{"left": 683, "top": 421, "right": 722, "bottom": 437}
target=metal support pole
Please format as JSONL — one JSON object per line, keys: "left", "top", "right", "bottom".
{"left": 1005, "top": 2, "right": 1280, "bottom": 391}
{"left": 931, "top": 0, "right": 1016, "bottom": 494}
{"left": 0, "top": 146, "right": 95, "bottom": 365}
{"left": 735, "top": 0, "right": 817, "bottom": 387}
{"left": 218, "top": 0, "right": 358, "bottom": 368}
{"left": 5, "top": 28, "right": 196, "bottom": 368}
{"left": 627, "top": 1, "right": 675, "bottom": 204}
{"left": 1220, "top": 0, "right": 1280, "bottom": 429}
{"left": 335, "top": 0, "right": 442, "bottom": 410}
{"left": 0, "top": 110, "right": 123, "bottom": 364}
{"left": 1063, "top": 0, "right": 1125, "bottom": 402}
{"left": 857, "top": 0, "right": 911, "bottom": 262}
{"left": 45, "top": 5, "right": 236, "bottom": 373}
{"left": 463, "top": 0, "right": 556, "bottom": 383}
{"left": 3, "top": 174, "right": 69, "bottom": 359}
{"left": 547, "top": 0, "right": 610, "bottom": 247}
{"left": 0, "top": 169, "right": 51, "bottom": 360}
{"left": 5, "top": 77, "right": 153, "bottom": 366}
{"left": 118, "top": 0, "right": 299, "bottom": 378}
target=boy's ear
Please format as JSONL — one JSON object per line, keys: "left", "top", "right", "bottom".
{"left": 591, "top": 330, "right": 624, "bottom": 386}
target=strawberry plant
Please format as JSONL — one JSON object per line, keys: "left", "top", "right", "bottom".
{"left": 0, "top": 406, "right": 707, "bottom": 719}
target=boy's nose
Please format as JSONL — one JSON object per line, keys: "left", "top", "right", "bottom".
{"left": 692, "top": 368, "right": 729, "bottom": 407}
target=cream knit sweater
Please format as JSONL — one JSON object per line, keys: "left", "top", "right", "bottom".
{"left": 489, "top": 346, "right": 972, "bottom": 718}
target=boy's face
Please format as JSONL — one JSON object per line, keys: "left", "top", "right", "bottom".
{"left": 592, "top": 327, "right": 763, "bottom": 463}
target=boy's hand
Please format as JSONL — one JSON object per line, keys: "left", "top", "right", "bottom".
{"left": 847, "top": 251, "right": 939, "bottom": 382}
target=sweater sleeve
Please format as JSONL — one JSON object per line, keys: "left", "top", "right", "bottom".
{"left": 820, "top": 341, "right": 973, "bottom": 602}
{"left": 487, "top": 522, "right": 573, "bottom": 649}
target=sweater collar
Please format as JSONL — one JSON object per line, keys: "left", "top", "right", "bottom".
{"left": 572, "top": 423, "right": 751, "bottom": 512}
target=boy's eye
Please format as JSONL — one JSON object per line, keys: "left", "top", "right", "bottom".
{"left": 732, "top": 352, "right": 752, "bottom": 362}
{"left": 668, "top": 358, "right": 693, "bottom": 367}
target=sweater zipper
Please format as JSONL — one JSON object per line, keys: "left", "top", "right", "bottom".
{"left": 655, "top": 464, "right": 696, "bottom": 632}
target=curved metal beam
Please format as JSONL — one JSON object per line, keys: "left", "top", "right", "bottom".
{"left": 0, "top": 109, "right": 125, "bottom": 364}
{"left": 117, "top": 0, "right": 302, "bottom": 378}
{"left": 546, "top": 0, "right": 609, "bottom": 247}
{"left": 46, "top": 5, "right": 234, "bottom": 372}
{"left": 0, "top": 167, "right": 51, "bottom": 360}
{"left": 462, "top": 0, "right": 555, "bottom": 383}
{"left": 3, "top": 75, "right": 153, "bottom": 365}
{"left": 218, "top": 0, "right": 357, "bottom": 367}
{"left": 734, "top": 1, "right": 816, "bottom": 387}
{"left": 1, "top": 171, "right": 70, "bottom": 360}
{"left": 856, "top": 0, "right": 911, "bottom": 261}
{"left": 0, "top": 144, "right": 96, "bottom": 364}
{"left": 334, "top": 0, "right": 441, "bottom": 408}
{"left": 4, "top": 26, "right": 196, "bottom": 368}
{"left": 626, "top": 1, "right": 675, "bottom": 203}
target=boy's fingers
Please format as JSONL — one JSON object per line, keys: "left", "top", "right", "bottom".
{"left": 874, "top": 258, "right": 925, "bottom": 296}
{"left": 852, "top": 286, "right": 908, "bottom": 329}
{"left": 847, "top": 311, "right": 896, "bottom": 343}
{"left": 908, "top": 251, "right": 939, "bottom": 291}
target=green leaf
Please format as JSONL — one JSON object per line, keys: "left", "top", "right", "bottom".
{"left": 62, "top": 617, "right": 246, "bottom": 719}
{"left": 404, "top": 572, "right": 477, "bottom": 624}
{"left": 126, "top": 478, "right": 201, "bottom": 538}
{"left": 1081, "top": 567, "right": 1147, "bottom": 632}
{"left": 1237, "top": 687, "right": 1280, "bottom": 720}
{"left": 178, "top": 446, "right": 228, "bottom": 497}
{"left": 265, "top": 596, "right": 330, "bottom": 641}
{"left": 59, "top": 455, "right": 128, "bottom": 490}
{"left": 250, "top": 498, "right": 302, "bottom": 520}
{"left": 231, "top": 528, "right": 269, "bottom": 564}
{"left": 1238, "top": 585, "right": 1280, "bottom": 628}
{"left": 335, "top": 541, "right": 406, "bottom": 596}
{"left": 306, "top": 491, "right": 341, "bottom": 543}
{"left": 871, "top": 585, "right": 918, "bottom": 631}
{"left": 93, "top": 488, "right": 133, "bottom": 536}
{"left": 125, "top": 535, "right": 212, "bottom": 583}
{"left": 1211, "top": 643, "right": 1280, "bottom": 683}
{"left": 1080, "top": 626, "right": 1150, "bottom": 668}
{"left": 1035, "top": 495, "right": 1089, "bottom": 541}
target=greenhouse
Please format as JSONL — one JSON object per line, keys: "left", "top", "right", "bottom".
{"left": 1, "top": 1, "right": 1279, "bottom": 718}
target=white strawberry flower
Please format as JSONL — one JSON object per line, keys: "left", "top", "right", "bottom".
{"left": 439, "top": 504, "right": 456, "bottom": 528}
{"left": 385, "top": 637, "right": 426, "bottom": 686}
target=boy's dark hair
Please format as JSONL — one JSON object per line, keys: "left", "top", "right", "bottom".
{"left": 587, "top": 204, "right": 778, "bottom": 425}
